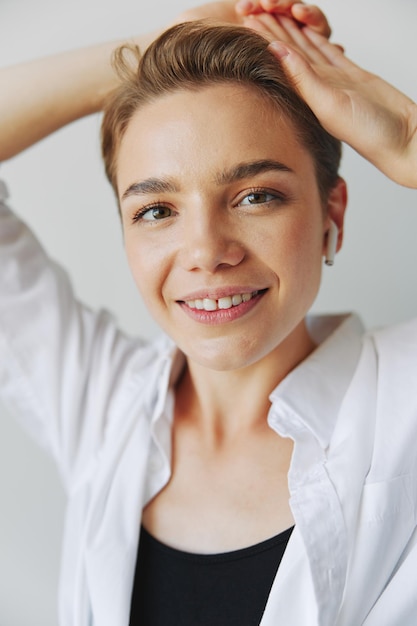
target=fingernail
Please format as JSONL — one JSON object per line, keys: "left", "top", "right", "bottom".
{"left": 269, "top": 41, "right": 290, "bottom": 59}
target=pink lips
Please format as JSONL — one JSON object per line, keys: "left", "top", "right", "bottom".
{"left": 178, "top": 290, "right": 266, "bottom": 325}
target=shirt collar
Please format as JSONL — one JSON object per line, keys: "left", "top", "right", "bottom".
{"left": 144, "top": 334, "right": 184, "bottom": 423}
{"left": 268, "top": 313, "right": 365, "bottom": 449}
{"left": 149, "top": 313, "right": 364, "bottom": 450}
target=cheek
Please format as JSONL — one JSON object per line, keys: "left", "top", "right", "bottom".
{"left": 292, "top": 216, "right": 324, "bottom": 265}
{"left": 124, "top": 234, "right": 169, "bottom": 307}
{"left": 288, "top": 219, "right": 325, "bottom": 301}
{"left": 262, "top": 211, "right": 325, "bottom": 308}
{"left": 256, "top": 210, "right": 324, "bottom": 267}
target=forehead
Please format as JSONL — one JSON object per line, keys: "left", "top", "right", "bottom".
{"left": 116, "top": 83, "right": 316, "bottom": 196}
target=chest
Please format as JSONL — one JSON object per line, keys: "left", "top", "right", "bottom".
{"left": 142, "top": 422, "right": 294, "bottom": 553}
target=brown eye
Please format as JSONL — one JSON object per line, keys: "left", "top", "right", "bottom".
{"left": 141, "top": 205, "right": 172, "bottom": 221}
{"left": 240, "top": 191, "right": 276, "bottom": 205}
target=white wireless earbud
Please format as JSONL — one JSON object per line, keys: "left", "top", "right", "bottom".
{"left": 325, "top": 220, "right": 338, "bottom": 266}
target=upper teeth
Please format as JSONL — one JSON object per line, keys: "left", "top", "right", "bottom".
{"left": 186, "top": 291, "right": 258, "bottom": 311}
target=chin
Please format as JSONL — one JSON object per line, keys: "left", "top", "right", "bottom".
{"left": 180, "top": 334, "right": 276, "bottom": 372}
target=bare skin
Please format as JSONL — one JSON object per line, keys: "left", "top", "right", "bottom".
{"left": 249, "top": 14, "right": 417, "bottom": 188}
{"left": 0, "top": 1, "right": 334, "bottom": 557}
{"left": 142, "top": 323, "right": 319, "bottom": 552}
{"left": 0, "top": 1, "right": 329, "bottom": 162}
{"left": 5, "top": 0, "right": 417, "bottom": 557}
{"left": 119, "top": 84, "right": 346, "bottom": 552}
{"left": 142, "top": 367, "right": 296, "bottom": 553}
{"left": 236, "top": 0, "right": 332, "bottom": 38}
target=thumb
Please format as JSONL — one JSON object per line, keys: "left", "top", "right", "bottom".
{"left": 268, "top": 40, "right": 351, "bottom": 143}
{"left": 268, "top": 40, "right": 332, "bottom": 117}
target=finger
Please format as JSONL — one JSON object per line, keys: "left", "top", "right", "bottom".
{"left": 291, "top": 3, "right": 331, "bottom": 38}
{"left": 245, "top": 13, "right": 329, "bottom": 64}
{"left": 268, "top": 40, "right": 328, "bottom": 105}
{"left": 236, "top": 0, "right": 302, "bottom": 17}
{"left": 303, "top": 27, "right": 351, "bottom": 69}
{"left": 277, "top": 15, "right": 329, "bottom": 64}
{"left": 268, "top": 40, "right": 348, "bottom": 138}
{"left": 237, "top": 0, "right": 331, "bottom": 39}
{"left": 235, "top": 0, "right": 267, "bottom": 16}
{"left": 244, "top": 13, "right": 297, "bottom": 44}
{"left": 260, "top": 0, "right": 299, "bottom": 13}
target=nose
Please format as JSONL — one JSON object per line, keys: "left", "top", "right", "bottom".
{"left": 179, "top": 208, "right": 245, "bottom": 273}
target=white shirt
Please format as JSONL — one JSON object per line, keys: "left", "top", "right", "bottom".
{"left": 1, "top": 179, "right": 417, "bottom": 625}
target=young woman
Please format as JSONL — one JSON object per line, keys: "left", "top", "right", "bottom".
{"left": 1, "top": 2, "right": 416, "bottom": 625}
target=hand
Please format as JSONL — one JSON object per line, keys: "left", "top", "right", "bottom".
{"left": 267, "top": 22, "right": 417, "bottom": 188}
{"left": 173, "top": 1, "right": 331, "bottom": 37}
{"left": 235, "top": 1, "right": 331, "bottom": 38}
{"left": 174, "top": 1, "right": 244, "bottom": 27}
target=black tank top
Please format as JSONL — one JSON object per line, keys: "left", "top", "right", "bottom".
{"left": 129, "top": 524, "right": 294, "bottom": 625}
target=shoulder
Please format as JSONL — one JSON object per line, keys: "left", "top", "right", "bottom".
{"left": 370, "top": 316, "right": 417, "bottom": 347}
{"left": 367, "top": 316, "right": 417, "bottom": 372}
{"left": 364, "top": 318, "right": 417, "bottom": 478}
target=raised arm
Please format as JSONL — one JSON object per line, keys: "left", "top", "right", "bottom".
{"left": 0, "top": 1, "right": 242, "bottom": 162}
{"left": 264, "top": 19, "right": 417, "bottom": 188}
{"left": 0, "top": 33, "right": 160, "bottom": 162}
{"left": 0, "top": 1, "right": 333, "bottom": 163}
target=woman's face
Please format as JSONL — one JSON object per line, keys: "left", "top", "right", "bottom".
{"left": 116, "top": 84, "right": 346, "bottom": 371}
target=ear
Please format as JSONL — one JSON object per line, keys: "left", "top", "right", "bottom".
{"left": 323, "top": 177, "right": 347, "bottom": 257}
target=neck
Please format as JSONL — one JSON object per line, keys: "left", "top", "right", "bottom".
{"left": 175, "top": 319, "right": 316, "bottom": 443}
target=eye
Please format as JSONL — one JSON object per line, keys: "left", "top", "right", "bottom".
{"left": 239, "top": 190, "right": 282, "bottom": 206}
{"left": 132, "top": 204, "right": 173, "bottom": 223}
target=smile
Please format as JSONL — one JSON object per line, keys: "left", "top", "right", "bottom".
{"left": 184, "top": 291, "right": 259, "bottom": 311}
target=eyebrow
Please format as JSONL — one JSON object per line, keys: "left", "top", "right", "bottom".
{"left": 215, "top": 159, "right": 293, "bottom": 185}
{"left": 122, "top": 177, "right": 178, "bottom": 200}
{"left": 121, "top": 159, "right": 293, "bottom": 201}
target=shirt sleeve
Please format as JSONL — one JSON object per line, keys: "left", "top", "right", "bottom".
{"left": 0, "top": 179, "right": 145, "bottom": 489}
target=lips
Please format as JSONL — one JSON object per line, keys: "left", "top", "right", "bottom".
{"left": 184, "top": 290, "right": 259, "bottom": 312}
{"left": 177, "top": 288, "right": 267, "bottom": 325}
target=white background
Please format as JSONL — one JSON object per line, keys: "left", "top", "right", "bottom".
{"left": 0, "top": 0, "right": 416, "bottom": 623}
